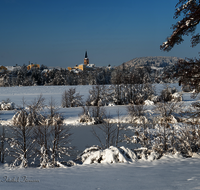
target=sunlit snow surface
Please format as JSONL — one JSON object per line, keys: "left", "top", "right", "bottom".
{"left": 0, "top": 84, "right": 200, "bottom": 189}
{"left": 1, "top": 157, "right": 200, "bottom": 190}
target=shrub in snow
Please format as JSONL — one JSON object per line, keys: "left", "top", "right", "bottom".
{"left": 159, "top": 86, "right": 181, "bottom": 102}
{"left": 156, "top": 115, "right": 177, "bottom": 124}
{"left": 182, "top": 85, "right": 191, "bottom": 92}
{"left": 79, "top": 106, "right": 95, "bottom": 124}
{"left": 171, "top": 92, "right": 182, "bottom": 102}
{"left": 12, "top": 109, "right": 44, "bottom": 127}
{"left": 39, "top": 145, "right": 50, "bottom": 168}
{"left": 0, "top": 102, "right": 15, "bottom": 110}
{"left": 149, "top": 95, "right": 160, "bottom": 103}
{"left": 126, "top": 119, "right": 200, "bottom": 159}
{"left": 144, "top": 100, "right": 154, "bottom": 105}
{"left": 148, "top": 151, "right": 160, "bottom": 161}
{"left": 133, "top": 148, "right": 160, "bottom": 161}
{"left": 108, "top": 102, "right": 115, "bottom": 106}
{"left": 79, "top": 112, "right": 94, "bottom": 123}
{"left": 77, "top": 146, "right": 137, "bottom": 164}
{"left": 127, "top": 104, "right": 147, "bottom": 124}
{"left": 79, "top": 105, "right": 106, "bottom": 125}
{"left": 132, "top": 116, "right": 148, "bottom": 124}
{"left": 11, "top": 155, "right": 28, "bottom": 168}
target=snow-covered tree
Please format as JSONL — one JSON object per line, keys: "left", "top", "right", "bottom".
{"left": 49, "top": 116, "right": 72, "bottom": 167}
{"left": 61, "top": 88, "right": 83, "bottom": 108}
{"left": 26, "top": 94, "right": 45, "bottom": 126}
{"left": 86, "top": 85, "right": 112, "bottom": 106}
{"left": 10, "top": 110, "right": 36, "bottom": 167}
{"left": 38, "top": 98, "right": 73, "bottom": 167}
{"left": 0, "top": 126, "right": 6, "bottom": 163}
{"left": 86, "top": 85, "right": 112, "bottom": 123}
{"left": 10, "top": 96, "right": 46, "bottom": 167}
{"left": 31, "top": 67, "right": 44, "bottom": 85}
{"left": 161, "top": 0, "right": 200, "bottom": 93}
{"left": 161, "top": 0, "right": 200, "bottom": 51}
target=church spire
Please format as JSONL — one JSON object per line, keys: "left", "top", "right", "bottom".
{"left": 85, "top": 51, "right": 88, "bottom": 59}
{"left": 84, "top": 51, "right": 89, "bottom": 65}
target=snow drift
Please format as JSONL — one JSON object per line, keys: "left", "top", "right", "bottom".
{"left": 77, "top": 146, "right": 137, "bottom": 164}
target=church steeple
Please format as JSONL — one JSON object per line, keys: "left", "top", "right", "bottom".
{"left": 84, "top": 51, "right": 89, "bottom": 65}
{"left": 85, "top": 51, "right": 88, "bottom": 59}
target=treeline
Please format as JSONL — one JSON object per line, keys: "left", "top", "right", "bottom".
{"left": 1, "top": 64, "right": 174, "bottom": 87}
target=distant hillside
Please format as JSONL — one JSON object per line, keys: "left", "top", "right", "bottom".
{"left": 119, "top": 56, "right": 181, "bottom": 69}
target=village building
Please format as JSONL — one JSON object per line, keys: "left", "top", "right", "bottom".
{"left": 27, "top": 63, "right": 40, "bottom": 70}
{"left": 0, "top": 66, "right": 7, "bottom": 74}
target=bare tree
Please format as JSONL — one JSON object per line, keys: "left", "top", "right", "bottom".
{"left": 155, "top": 100, "right": 181, "bottom": 152}
{"left": 92, "top": 111, "right": 126, "bottom": 149}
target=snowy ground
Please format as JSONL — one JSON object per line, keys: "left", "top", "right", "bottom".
{"left": 0, "top": 84, "right": 200, "bottom": 189}
{"left": 1, "top": 156, "right": 200, "bottom": 190}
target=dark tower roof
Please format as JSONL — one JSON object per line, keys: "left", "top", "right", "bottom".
{"left": 85, "top": 51, "right": 88, "bottom": 59}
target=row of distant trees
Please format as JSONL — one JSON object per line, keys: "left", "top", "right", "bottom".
{"left": 1, "top": 64, "right": 173, "bottom": 87}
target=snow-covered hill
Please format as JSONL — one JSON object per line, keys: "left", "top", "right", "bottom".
{"left": 120, "top": 56, "right": 180, "bottom": 69}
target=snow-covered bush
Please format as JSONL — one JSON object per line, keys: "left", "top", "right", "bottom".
{"left": 86, "top": 85, "right": 112, "bottom": 106}
{"left": 61, "top": 88, "right": 83, "bottom": 108}
{"left": 159, "top": 86, "right": 182, "bottom": 102}
{"left": 12, "top": 109, "right": 44, "bottom": 127}
{"left": 77, "top": 146, "right": 137, "bottom": 164}
{"left": 127, "top": 104, "right": 147, "bottom": 124}
{"left": 149, "top": 95, "right": 160, "bottom": 103}
{"left": 39, "top": 145, "right": 50, "bottom": 168}
{"left": 171, "top": 92, "right": 182, "bottom": 102}
{"left": 0, "top": 102, "right": 15, "bottom": 110}
{"left": 155, "top": 115, "right": 177, "bottom": 124}
{"left": 125, "top": 120, "right": 200, "bottom": 159}
{"left": 144, "top": 100, "right": 154, "bottom": 105}
{"left": 79, "top": 106, "right": 94, "bottom": 123}
{"left": 79, "top": 106, "right": 105, "bottom": 124}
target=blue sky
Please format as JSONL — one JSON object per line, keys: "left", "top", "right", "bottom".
{"left": 0, "top": 0, "right": 199, "bottom": 68}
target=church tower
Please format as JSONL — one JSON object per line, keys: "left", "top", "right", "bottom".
{"left": 84, "top": 51, "right": 89, "bottom": 65}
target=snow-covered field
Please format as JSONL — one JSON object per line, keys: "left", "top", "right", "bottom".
{"left": 0, "top": 84, "right": 200, "bottom": 190}
{"left": 1, "top": 156, "right": 200, "bottom": 190}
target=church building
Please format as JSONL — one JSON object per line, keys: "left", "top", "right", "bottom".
{"left": 68, "top": 51, "right": 95, "bottom": 72}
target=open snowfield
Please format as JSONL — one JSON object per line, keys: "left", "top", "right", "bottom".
{"left": 1, "top": 156, "right": 200, "bottom": 190}
{"left": 1, "top": 84, "right": 200, "bottom": 190}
